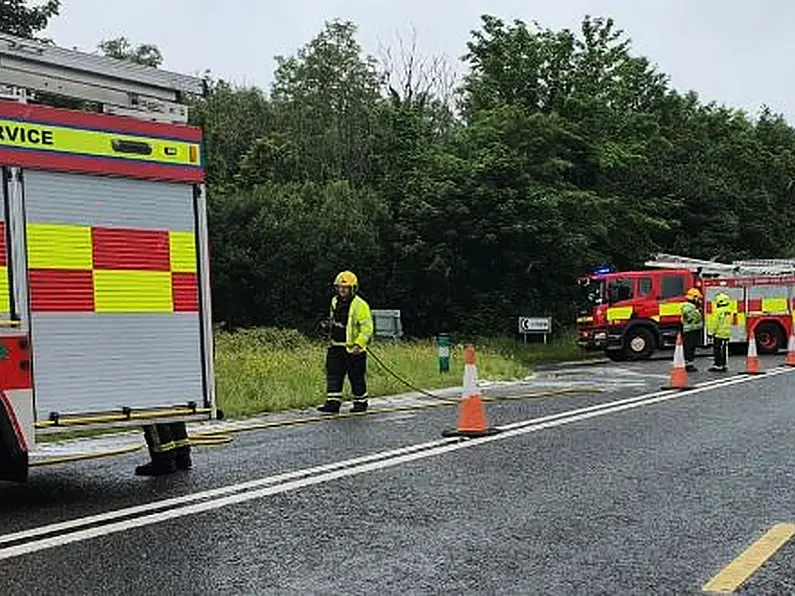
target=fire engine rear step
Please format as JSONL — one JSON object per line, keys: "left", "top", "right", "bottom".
{"left": 34, "top": 404, "right": 213, "bottom": 434}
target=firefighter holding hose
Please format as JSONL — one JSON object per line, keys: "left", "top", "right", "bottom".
{"left": 318, "top": 271, "right": 374, "bottom": 414}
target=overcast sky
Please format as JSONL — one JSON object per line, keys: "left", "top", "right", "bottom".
{"left": 43, "top": 0, "right": 795, "bottom": 122}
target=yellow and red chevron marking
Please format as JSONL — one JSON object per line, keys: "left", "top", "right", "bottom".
{"left": 25, "top": 222, "right": 198, "bottom": 313}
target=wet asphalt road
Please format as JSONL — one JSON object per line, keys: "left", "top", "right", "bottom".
{"left": 2, "top": 354, "right": 795, "bottom": 594}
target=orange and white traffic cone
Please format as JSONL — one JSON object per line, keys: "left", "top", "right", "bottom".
{"left": 663, "top": 332, "right": 691, "bottom": 390}
{"left": 442, "top": 345, "right": 500, "bottom": 438}
{"left": 744, "top": 331, "right": 762, "bottom": 375}
{"left": 786, "top": 330, "right": 795, "bottom": 367}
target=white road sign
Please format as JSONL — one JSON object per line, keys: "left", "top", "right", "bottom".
{"left": 518, "top": 316, "right": 552, "bottom": 334}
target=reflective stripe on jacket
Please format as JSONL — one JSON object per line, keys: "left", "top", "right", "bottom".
{"left": 330, "top": 294, "right": 373, "bottom": 352}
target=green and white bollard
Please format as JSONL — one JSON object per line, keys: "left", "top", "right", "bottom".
{"left": 438, "top": 333, "right": 450, "bottom": 373}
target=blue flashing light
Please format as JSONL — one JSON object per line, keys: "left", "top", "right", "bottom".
{"left": 592, "top": 265, "right": 614, "bottom": 275}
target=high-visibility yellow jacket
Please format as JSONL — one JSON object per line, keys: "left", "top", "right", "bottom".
{"left": 707, "top": 303, "right": 733, "bottom": 339}
{"left": 681, "top": 301, "right": 703, "bottom": 332}
{"left": 330, "top": 294, "right": 373, "bottom": 352}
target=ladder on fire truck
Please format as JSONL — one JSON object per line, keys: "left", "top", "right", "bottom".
{"left": 645, "top": 253, "right": 795, "bottom": 277}
{"left": 0, "top": 31, "right": 205, "bottom": 122}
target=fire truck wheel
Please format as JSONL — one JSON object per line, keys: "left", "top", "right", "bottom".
{"left": 754, "top": 322, "right": 784, "bottom": 355}
{"left": 624, "top": 326, "right": 655, "bottom": 360}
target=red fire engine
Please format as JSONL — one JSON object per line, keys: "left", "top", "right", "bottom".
{"left": 576, "top": 253, "right": 795, "bottom": 361}
{"left": 0, "top": 34, "right": 214, "bottom": 482}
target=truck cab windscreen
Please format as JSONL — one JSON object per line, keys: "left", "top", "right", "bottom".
{"left": 578, "top": 278, "right": 605, "bottom": 313}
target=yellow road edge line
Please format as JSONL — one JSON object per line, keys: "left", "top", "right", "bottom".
{"left": 703, "top": 523, "right": 795, "bottom": 593}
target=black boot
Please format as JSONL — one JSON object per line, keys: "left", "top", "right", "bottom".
{"left": 351, "top": 400, "right": 368, "bottom": 413}
{"left": 174, "top": 446, "right": 192, "bottom": 470}
{"left": 135, "top": 451, "right": 177, "bottom": 476}
{"left": 317, "top": 399, "right": 341, "bottom": 414}
{"left": 136, "top": 424, "right": 177, "bottom": 476}
{"left": 170, "top": 422, "right": 192, "bottom": 470}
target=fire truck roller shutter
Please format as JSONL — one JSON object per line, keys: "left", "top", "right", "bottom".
{"left": 748, "top": 284, "right": 789, "bottom": 315}
{"left": 23, "top": 170, "right": 204, "bottom": 416}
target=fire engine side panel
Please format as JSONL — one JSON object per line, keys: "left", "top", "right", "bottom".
{"left": 747, "top": 284, "right": 790, "bottom": 315}
{"left": 23, "top": 170, "right": 205, "bottom": 416}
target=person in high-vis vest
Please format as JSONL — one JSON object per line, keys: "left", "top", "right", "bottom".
{"left": 318, "top": 271, "right": 374, "bottom": 414}
{"left": 135, "top": 422, "right": 192, "bottom": 476}
{"left": 708, "top": 292, "right": 733, "bottom": 372}
{"left": 681, "top": 287, "right": 704, "bottom": 372}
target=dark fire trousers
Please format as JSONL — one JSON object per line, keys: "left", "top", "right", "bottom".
{"left": 713, "top": 337, "right": 729, "bottom": 369}
{"left": 143, "top": 421, "right": 190, "bottom": 457}
{"left": 326, "top": 346, "right": 367, "bottom": 401}
{"left": 683, "top": 329, "right": 701, "bottom": 363}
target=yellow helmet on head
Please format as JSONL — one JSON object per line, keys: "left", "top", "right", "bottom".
{"left": 686, "top": 287, "right": 703, "bottom": 302}
{"left": 715, "top": 293, "right": 731, "bottom": 308}
{"left": 334, "top": 270, "right": 358, "bottom": 291}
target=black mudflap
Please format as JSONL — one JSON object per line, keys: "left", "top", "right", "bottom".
{"left": 0, "top": 392, "right": 28, "bottom": 483}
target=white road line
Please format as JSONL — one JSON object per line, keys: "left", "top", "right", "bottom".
{"left": 0, "top": 366, "right": 789, "bottom": 561}
{"left": 0, "top": 370, "right": 702, "bottom": 546}
{"left": 0, "top": 437, "right": 460, "bottom": 546}
{"left": 1, "top": 380, "right": 675, "bottom": 546}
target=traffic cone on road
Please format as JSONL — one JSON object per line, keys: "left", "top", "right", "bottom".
{"left": 663, "top": 333, "right": 690, "bottom": 390}
{"left": 744, "top": 331, "right": 762, "bottom": 375}
{"left": 442, "top": 345, "right": 501, "bottom": 438}
{"left": 786, "top": 330, "right": 795, "bottom": 367}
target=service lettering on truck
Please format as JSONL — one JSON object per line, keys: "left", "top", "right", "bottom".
{"left": 0, "top": 124, "right": 54, "bottom": 146}
{"left": 0, "top": 118, "right": 201, "bottom": 166}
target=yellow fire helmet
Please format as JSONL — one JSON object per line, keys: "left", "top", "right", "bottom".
{"left": 334, "top": 270, "right": 359, "bottom": 290}
{"left": 686, "top": 287, "right": 703, "bottom": 301}
{"left": 715, "top": 293, "right": 731, "bottom": 308}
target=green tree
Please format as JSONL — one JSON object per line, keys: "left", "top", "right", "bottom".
{"left": 189, "top": 79, "right": 273, "bottom": 187}
{"left": 199, "top": 15, "right": 795, "bottom": 337}
{"left": 98, "top": 36, "right": 162, "bottom": 67}
{"left": 0, "top": 0, "right": 59, "bottom": 40}
{"left": 461, "top": 15, "right": 678, "bottom": 253}
{"left": 259, "top": 19, "right": 384, "bottom": 186}
{"left": 209, "top": 180, "right": 388, "bottom": 329}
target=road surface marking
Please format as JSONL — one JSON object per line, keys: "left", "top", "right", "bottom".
{"left": 703, "top": 523, "right": 795, "bottom": 593}
{"left": 0, "top": 366, "right": 789, "bottom": 561}
{"left": 1, "top": 371, "right": 745, "bottom": 546}
{"left": 0, "top": 436, "right": 460, "bottom": 546}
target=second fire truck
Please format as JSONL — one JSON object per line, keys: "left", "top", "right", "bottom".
{"left": 577, "top": 253, "right": 795, "bottom": 361}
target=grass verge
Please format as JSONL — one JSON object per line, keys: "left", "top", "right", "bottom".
{"left": 216, "top": 328, "right": 590, "bottom": 419}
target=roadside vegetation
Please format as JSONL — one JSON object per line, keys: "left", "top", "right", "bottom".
{"left": 215, "top": 328, "right": 587, "bottom": 418}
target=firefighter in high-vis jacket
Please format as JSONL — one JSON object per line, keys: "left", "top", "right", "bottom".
{"left": 318, "top": 271, "right": 374, "bottom": 414}
{"left": 681, "top": 287, "right": 704, "bottom": 372}
{"left": 708, "top": 292, "right": 733, "bottom": 372}
{"left": 135, "top": 422, "right": 192, "bottom": 476}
